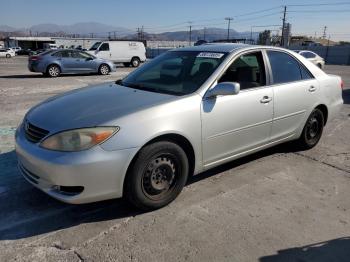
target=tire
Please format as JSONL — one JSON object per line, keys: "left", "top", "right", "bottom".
{"left": 46, "top": 64, "right": 61, "bottom": 77}
{"left": 6, "top": 54, "right": 11, "bottom": 58}
{"left": 125, "top": 141, "right": 189, "bottom": 210}
{"left": 98, "top": 64, "right": 110, "bottom": 75}
{"left": 123, "top": 62, "right": 131, "bottom": 67}
{"left": 130, "top": 57, "right": 140, "bottom": 67}
{"left": 297, "top": 108, "right": 324, "bottom": 149}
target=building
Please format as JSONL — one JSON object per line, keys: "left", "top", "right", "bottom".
{"left": 4, "top": 36, "right": 106, "bottom": 50}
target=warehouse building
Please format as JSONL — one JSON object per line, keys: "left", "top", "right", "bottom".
{"left": 4, "top": 36, "right": 105, "bottom": 50}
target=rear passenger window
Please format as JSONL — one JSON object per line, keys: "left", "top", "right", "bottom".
{"left": 218, "top": 51, "right": 266, "bottom": 90}
{"left": 300, "top": 65, "right": 313, "bottom": 80}
{"left": 267, "top": 51, "right": 308, "bottom": 84}
{"left": 99, "top": 43, "right": 109, "bottom": 51}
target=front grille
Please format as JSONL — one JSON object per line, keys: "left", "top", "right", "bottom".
{"left": 24, "top": 121, "right": 49, "bottom": 143}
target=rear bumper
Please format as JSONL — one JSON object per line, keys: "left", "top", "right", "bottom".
{"left": 15, "top": 126, "right": 139, "bottom": 204}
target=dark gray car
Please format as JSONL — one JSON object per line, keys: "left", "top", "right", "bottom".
{"left": 28, "top": 49, "right": 116, "bottom": 77}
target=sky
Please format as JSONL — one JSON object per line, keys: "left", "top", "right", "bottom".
{"left": 1, "top": 0, "right": 349, "bottom": 40}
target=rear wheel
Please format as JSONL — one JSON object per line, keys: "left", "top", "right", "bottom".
{"left": 47, "top": 64, "right": 60, "bottom": 77}
{"left": 125, "top": 141, "right": 189, "bottom": 210}
{"left": 6, "top": 54, "right": 11, "bottom": 58}
{"left": 297, "top": 108, "right": 324, "bottom": 149}
{"left": 98, "top": 64, "right": 110, "bottom": 75}
{"left": 130, "top": 57, "right": 140, "bottom": 67}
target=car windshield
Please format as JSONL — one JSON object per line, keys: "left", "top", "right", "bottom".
{"left": 89, "top": 42, "right": 101, "bottom": 51}
{"left": 120, "top": 51, "right": 228, "bottom": 96}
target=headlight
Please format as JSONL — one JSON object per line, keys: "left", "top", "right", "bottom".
{"left": 40, "top": 127, "right": 119, "bottom": 152}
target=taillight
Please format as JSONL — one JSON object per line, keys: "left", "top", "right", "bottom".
{"left": 341, "top": 79, "right": 344, "bottom": 89}
{"left": 30, "top": 56, "right": 40, "bottom": 61}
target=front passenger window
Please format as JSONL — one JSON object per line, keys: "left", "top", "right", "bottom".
{"left": 218, "top": 51, "right": 266, "bottom": 90}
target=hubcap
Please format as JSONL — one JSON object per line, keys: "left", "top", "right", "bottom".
{"left": 142, "top": 155, "right": 177, "bottom": 199}
{"left": 100, "top": 65, "right": 109, "bottom": 75}
{"left": 132, "top": 60, "right": 138, "bottom": 66}
{"left": 49, "top": 66, "right": 59, "bottom": 76}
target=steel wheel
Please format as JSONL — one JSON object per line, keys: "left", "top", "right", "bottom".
{"left": 298, "top": 108, "right": 324, "bottom": 149}
{"left": 99, "top": 64, "right": 110, "bottom": 75}
{"left": 141, "top": 154, "right": 178, "bottom": 201}
{"left": 47, "top": 65, "right": 60, "bottom": 77}
{"left": 131, "top": 57, "right": 140, "bottom": 67}
{"left": 125, "top": 141, "right": 189, "bottom": 210}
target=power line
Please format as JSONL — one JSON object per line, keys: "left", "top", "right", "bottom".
{"left": 287, "top": 1, "right": 350, "bottom": 7}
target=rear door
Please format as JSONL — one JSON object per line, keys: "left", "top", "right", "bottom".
{"left": 266, "top": 50, "right": 319, "bottom": 141}
{"left": 53, "top": 50, "right": 76, "bottom": 72}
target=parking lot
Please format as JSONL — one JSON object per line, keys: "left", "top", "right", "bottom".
{"left": 0, "top": 56, "right": 349, "bottom": 261}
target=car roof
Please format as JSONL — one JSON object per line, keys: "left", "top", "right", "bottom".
{"left": 172, "top": 43, "right": 251, "bottom": 53}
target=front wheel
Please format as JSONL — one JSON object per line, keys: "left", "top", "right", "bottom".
{"left": 98, "top": 64, "right": 110, "bottom": 75}
{"left": 125, "top": 141, "right": 189, "bottom": 210}
{"left": 297, "top": 108, "right": 324, "bottom": 149}
{"left": 6, "top": 54, "right": 11, "bottom": 58}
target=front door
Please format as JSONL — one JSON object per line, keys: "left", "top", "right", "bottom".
{"left": 201, "top": 51, "right": 273, "bottom": 167}
{"left": 96, "top": 43, "right": 111, "bottom": 60}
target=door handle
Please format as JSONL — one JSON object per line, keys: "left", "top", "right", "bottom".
{"left": 260, "top": 96, "right": 272, "bottom": 103}
{"left": 308, "top": 86, "right": 316, "bottom": 92}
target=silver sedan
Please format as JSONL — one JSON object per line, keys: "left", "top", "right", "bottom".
{"left": 16, "top": 44, "right": 343, "bottom": 210}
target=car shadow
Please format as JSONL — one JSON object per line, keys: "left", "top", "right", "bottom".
{"left": 0, "top": 142, "right": 302, "bottom": 241}
{"left": 259, "top": 237, "right": 350, "bottom": 262}
{"left": 343, "top": 88, "right": 350, "bottom": 105}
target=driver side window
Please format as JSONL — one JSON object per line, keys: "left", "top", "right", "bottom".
{"left": 218, "top": 51, "right": 266, "bottom": 90}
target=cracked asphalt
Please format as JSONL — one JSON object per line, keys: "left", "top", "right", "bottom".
{"left": 0, "top": 57, "right": 349, "bottom": 262}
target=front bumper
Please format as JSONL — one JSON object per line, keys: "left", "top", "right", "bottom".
{"left": 15, "top": 126, "right": 139, "bottom": 204}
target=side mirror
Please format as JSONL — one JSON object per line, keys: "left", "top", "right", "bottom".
{"left": 206, "top": 82, "right": 240, "bottom": 98}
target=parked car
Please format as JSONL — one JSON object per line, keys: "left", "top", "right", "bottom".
{"left": 28, "top": 49, "right": 116, "bottom": 77}
{"left": 11, "top": 47, "right": 22, "bottom": 53}
{"left": 16, "top": 44, "right": 343, "bottom": 210}
{"left": 0, "top": 48, "right": 14, "bottom": 58}
{"left": 294, "top": 50, "right": 325, "bottom": 69}
{"left": 88, "top": 40, "right": 146, "bottom": 67}
{"left": 43, "top": 43, "right": 58, "bottom": 50}
{"left": 17, "top": 48, "right": 32, "bottom": 56}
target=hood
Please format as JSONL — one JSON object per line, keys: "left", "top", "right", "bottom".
{"left": 26, "top": 82, "right": 176, "bottom": 132}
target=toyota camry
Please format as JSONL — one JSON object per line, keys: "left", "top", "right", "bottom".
{"left": 16, "top": 44, "right": 343, "bottom": 210}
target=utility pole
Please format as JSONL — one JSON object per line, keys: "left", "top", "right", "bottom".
{"left": 188, "top": 22, "right": 193, "bottom": 46}
{"left": 108, "top": 32, "right": 111, "bottom": 40}
{"left": 281, "top": 5, "right": 287, "bottom": 47}
{"left": 322, "top": 26, "right": 327, "bottom": 39}
{"left": 141, "top": 25, "right": 144, "bottom": 41}
{"left": 113, "top": 31, "right": 116, "bottom": 40}
{"left": 225, "top": 17, "right": 233, "bottom": 41}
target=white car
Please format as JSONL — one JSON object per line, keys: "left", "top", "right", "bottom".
{"left": 0, "top": 49, "right": 14, "bottom": 58}
{"left": 88, "top": 41, "right": 146, "bottom": 67}
{"left": 294, "top": 50, "right": 325, "bottom": 69}
{"left": 11, "top": 47, "right": 21, "bottom": 53}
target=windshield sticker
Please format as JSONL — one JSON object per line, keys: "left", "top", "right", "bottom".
{"left": 197, "top": 52, "right": 224, "bottom": 59}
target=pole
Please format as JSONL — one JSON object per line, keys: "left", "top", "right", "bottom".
{"left": 225, "top": 17, "right": 233, "bottom": 41}
{"left": 325, "top": 35, "right": 330, "bottom": 63}
{"left": 189, "top": 25, "right": 192, "bottom": 46}
{"left": 250, "top": 26, "right": 253, "bottom": 44}
{"left": 203, "top": 27, "right": 206, "bottom": 41}
{"left": 281, "top": 5, "right": 287, "bottom": 46}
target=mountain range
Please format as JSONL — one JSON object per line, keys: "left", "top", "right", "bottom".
{"left": 0, "top": 22, "right": 257, "bottom": 41}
